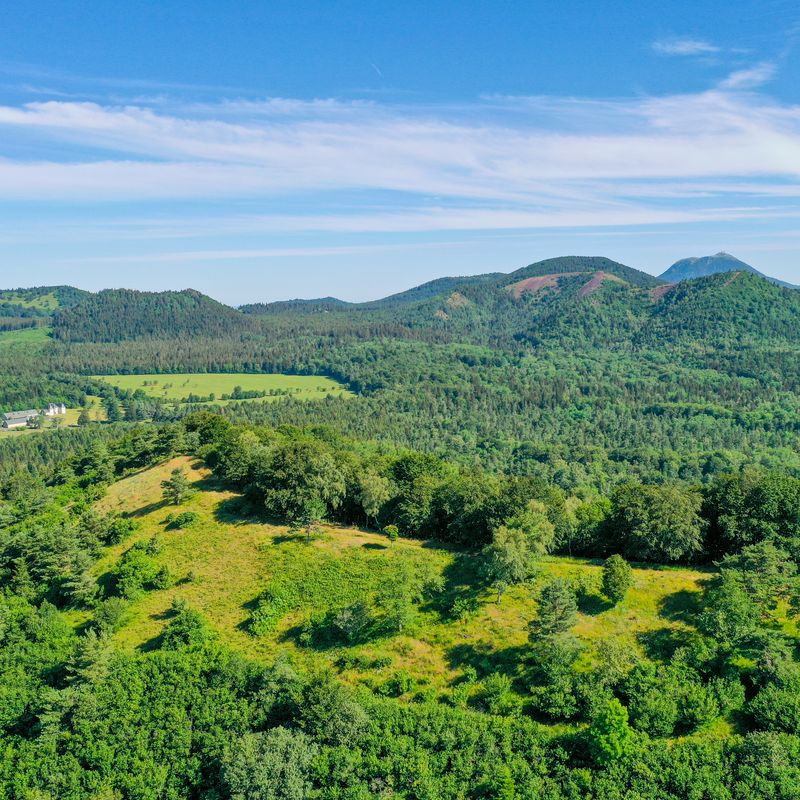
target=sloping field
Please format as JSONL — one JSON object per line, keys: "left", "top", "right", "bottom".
{"left": 93, "top": 459, "right": 712, "bottom": 699}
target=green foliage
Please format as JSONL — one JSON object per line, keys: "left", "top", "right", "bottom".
{"left": 383, "top": 523, "right": 399, "bottom": 543}
{"left": 160, "top": 606, "right": 214, "bottom": 649}
{"left": 167, "top": 510, "right": 199, "bottom": 529}
{"left": 529, "top": 578, "right": 578, "bottom": 639}
{"left": 588, "top": 697, "right": 633, "bottom": 765}
{"left": 221, "top": 727, "right": 318, "bottom": 800}
{"left": 609, "top": 483, "right": 705, "bottom": 562}
{"left": 160, "top": 466, "right": 193, "bottom": 505}
{"left": 601, "top": 554, "right": 633, "bottom": 604}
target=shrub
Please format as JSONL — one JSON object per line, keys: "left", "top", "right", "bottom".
{"left": 92, "top": 597, "right": 130, "bottom": 634}
{"left": 161, "top": 606, "right": 214, "bottom": 649}
{"left": 476, "top": 673, "right": 521, "bottom": 716}
{"left": 152, "top": 565, "right": 173, "bottom": 590}
{"left": 588, "top": 698, "right": 632, "bottom": 766}
{"left": 383, "top": 524, "right": 399, "bottom": 544}
{"left": 167, "top": 511, "right": 199, "bottom": 530}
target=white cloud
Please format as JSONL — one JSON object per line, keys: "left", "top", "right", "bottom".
{"left": 0, "top": 73, "right": 798, "bottom": 236}
{"left": 718, "top": 62, "right": 777, "bottom": 90}
{"left": 652, "top": 38, "right": 720, "bottom": 56}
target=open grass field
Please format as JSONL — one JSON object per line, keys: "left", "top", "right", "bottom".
{"left": 92, "top": 458, "right": 714, "bottom": 705}
{"left": 0, "top": 326, "right": 51, "bottom": 349}
{"left": 91, "top": 372, "right": 352, "bottom": 405}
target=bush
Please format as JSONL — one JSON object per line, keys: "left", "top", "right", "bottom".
{"left": 104, "top": 515, "right": 137, "bottom": 545}
{"left": 167, "top": 511, "right": 199, "bottom": 530}
{"left": 476, "top": 673, "right": 521, "bottom": 716}
{"left": 152, "top": 565, "right": 173, "bottom": 590}
{"left": 161, "top": 606, "right": 214, "bottom": 649}
{"left": 92, "top": 597, "right": 130, "bottom": 634}
{"left": 379, "top": 670, "right": 416, "bottom": 697}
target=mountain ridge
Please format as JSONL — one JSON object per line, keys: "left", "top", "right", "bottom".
{"left": 660, "top": 251, "right": 797, "bottom": 289}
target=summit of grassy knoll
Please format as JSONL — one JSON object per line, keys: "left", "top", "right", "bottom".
{"left": 91, "top": 456, "right": 712, "bottom": 711}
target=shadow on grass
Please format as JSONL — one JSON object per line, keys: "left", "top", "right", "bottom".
{"left": 447, "top": 641, "right": 530, "bottom": 682}
{"left": 212, "top": 495, "right": 273, "bottom": 525}
{"left": 577, "top": 592, "right": 613, "bottom": 616}
{"left": 127, "top": 498, "right": 170, "bottom": 518}
{"left": 362, "top": 542, "right": 387, "bottom": 550}
{"left": 658, "top": 588, "right": 704, "bottom": 623}
{"left": 137, "top": 606, "right": 182, "bottom": 652}
{"left": 96, "top": 570, "right": 116, "bottom": 599}
{"left": 271, "top": 532, "right": 309, "bottom": 545}
{"left": 421, "top": 551, "right": 487, "bottom": 621}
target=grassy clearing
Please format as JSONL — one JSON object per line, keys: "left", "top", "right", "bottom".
{"left": 93, "top": 459, "right": 712, "bottom": 699}
{"left": 0, "top": 290, "right": 59, "bottom": 311}
{"left": 0, "top": 326, "right": 51, "bottom": 349}
{"left": 91, "top": 372, "right": 352, "bottom": 405}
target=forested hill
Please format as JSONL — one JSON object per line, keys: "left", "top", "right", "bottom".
{"left": 33, "top": 257, "right": 800, "bottom": 349}
{"left": 0, "top": 285, "right": 90, "bottom": 331}
{"left": 642, "top": 270, "right": 800, "bottom": 345}
{"left": 502, "top": 255, "right": 664, "bottom": 289}
{"left": 660, "top": 251, "right": 798, "bottom": 289}
{"left": 52, "top": 288, "right": 257, "bottom": 342}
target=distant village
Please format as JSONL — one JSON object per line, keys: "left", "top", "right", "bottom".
{"left": 1, "top": 403, "right": 67, "bottom": 429}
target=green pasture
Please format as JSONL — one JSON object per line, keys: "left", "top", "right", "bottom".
{"left": 91, "top": 372, "right": 352, "bottom": 405}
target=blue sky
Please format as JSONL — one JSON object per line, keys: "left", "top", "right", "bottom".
{"left": 1, "top": 0, "right": 799, "bottom": 303}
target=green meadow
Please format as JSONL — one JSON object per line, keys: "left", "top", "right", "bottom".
{"left": 90, "top": 457, "right": 713, "bottom": 709}
{"left": 91, "top": 372, "right": 352, "bottom": 405}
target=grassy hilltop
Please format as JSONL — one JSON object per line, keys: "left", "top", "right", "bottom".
{"left": 90, "top": 456, "right": 712, "bottom": 711}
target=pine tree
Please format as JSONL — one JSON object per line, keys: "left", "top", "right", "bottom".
{"left": 529, "top": 578, "right": 578, "bottom": 639}
{"left": 161, "top": 467, "right": 192, "bottom": 505}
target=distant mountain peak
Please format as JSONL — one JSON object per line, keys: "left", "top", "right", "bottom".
{"left": 660, "top": 252, "right": 797, "bottom": 289}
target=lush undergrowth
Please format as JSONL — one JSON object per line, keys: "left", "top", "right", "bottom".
{"left": 92, "top": 457, "right": 712, "bottom": 710}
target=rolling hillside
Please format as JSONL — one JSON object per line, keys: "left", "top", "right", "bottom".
{"left": 52, "top": 287, "right": 257, "bottom": 342}
{"left": 94, "top": 456, "right": 711, "bottom": 698}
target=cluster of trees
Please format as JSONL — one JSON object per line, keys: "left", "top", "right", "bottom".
{"left": 193, "top": 413, "right": 800, "bottom": 566}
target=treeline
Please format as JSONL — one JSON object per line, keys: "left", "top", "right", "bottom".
{"left": 193, "top": 414, "right": 800, "bottom": 564}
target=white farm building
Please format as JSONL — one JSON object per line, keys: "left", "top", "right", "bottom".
{"left": 2, "top": 403, "right": 67, "bottom": 429}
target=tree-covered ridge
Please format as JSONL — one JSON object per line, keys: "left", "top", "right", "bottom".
{"left": 52, "top": 287, "right": 258, "bottom": 342}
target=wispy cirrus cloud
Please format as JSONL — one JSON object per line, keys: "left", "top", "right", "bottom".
{"left": 718, "top": 62, "right": 777, "bottom": 90}
{"left": 652, "top": 37, "right": 721, "bottom": 56}
{"left": 0, "top": 67, "right": 797, "bottom": 237}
